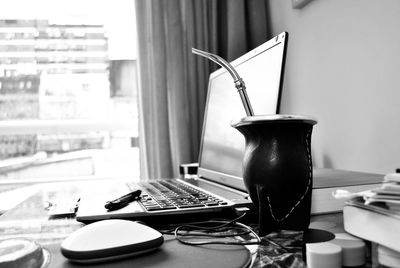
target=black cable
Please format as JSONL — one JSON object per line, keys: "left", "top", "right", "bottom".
{"left": 173, "top": 213, "right": 262, "bottom": 246}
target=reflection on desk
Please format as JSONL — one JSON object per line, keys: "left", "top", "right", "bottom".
{"left": 0, "top": 181, "right": 346, "bottom": 267}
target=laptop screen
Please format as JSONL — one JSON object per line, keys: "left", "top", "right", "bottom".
{"left": 197, "top": 32, "right": 288, "bottom": 191}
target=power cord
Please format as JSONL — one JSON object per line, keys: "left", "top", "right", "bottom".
{"left": 171, "top": 212, "right": 261, "bottom": 246}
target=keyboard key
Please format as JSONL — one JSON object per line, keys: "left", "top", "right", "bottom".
{"left": 146, "top": 206, "right": 177, "bottom": 211}
{"left": 177, "top": 204, "right": 205, "bottom": 208}
{"left": 204, "top": 202, "right": 219, "bottom": 206}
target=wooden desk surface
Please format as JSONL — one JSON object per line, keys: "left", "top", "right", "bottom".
{"left": 0, "top": 181, "right": 345, "bottom": 267}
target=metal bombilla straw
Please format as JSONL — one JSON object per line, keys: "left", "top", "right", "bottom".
{"left": 192, "top": 48, "right": 254, "bottom": 116}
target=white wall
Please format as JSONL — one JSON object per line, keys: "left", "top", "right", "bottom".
{"left": 269, "top": 0, "right": 400, "bottom": 174}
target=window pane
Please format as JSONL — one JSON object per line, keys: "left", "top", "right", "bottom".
{"left": 0, "top": 0, "right": 139, "bottom": 182}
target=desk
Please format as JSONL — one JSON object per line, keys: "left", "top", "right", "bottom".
{"left": 0, "top": 181, "right": 346, "bottom": 268}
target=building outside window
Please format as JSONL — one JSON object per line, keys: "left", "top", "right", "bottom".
{"left": 0, "top": 0, "right": 139, "bottom": 182}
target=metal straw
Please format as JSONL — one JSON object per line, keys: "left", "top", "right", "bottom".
{"left": 192, "top": 48, "right": 254, "bottom": 116}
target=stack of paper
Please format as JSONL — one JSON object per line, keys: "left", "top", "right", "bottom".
{"left": 364, "top": 173, "right": 400, "bottom": 212}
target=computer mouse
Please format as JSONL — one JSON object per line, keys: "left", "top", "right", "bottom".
{"left": 61, "top": 219, "right": 164, "bottom": 263}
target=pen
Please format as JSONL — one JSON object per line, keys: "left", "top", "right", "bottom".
{"left": 105, "top": 189, "right": 142, "bottom": 211}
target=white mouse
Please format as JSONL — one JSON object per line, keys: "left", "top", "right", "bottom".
{"left": 61, "top": 219, "right": 164, "bottom": 263}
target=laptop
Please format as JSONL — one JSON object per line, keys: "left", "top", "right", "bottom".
{"left": 76, "top": 32, "right": 288, "bottom": 224}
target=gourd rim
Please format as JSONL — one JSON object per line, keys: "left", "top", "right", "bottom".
{"left": 231, "top": 114, "right": 317, "bottom": 127}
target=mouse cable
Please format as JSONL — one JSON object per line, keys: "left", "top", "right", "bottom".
{"left": 173, "top": 212, "right": 261, "bottom": 246}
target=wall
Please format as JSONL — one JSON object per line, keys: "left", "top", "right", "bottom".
{"left": 268, "top": 0, "right": 400, "bottom": 174}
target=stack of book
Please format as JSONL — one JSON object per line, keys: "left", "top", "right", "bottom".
{"left": 343, "top": 173, "right": 400, "bottom": 266}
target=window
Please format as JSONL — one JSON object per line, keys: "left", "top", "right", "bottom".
{"left": 0, "top": 0, "right": 139, "bottom": 183}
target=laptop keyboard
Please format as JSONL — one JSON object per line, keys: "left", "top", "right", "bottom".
{"left": 131, "top": 180, "right": 228, "bottom": 211}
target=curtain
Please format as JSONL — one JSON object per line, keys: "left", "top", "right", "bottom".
{"left": 135, "top": 0, "right": 271, "bottom": 180}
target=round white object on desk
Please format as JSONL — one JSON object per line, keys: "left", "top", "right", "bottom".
{"left": 0, "top": 238, "right": 49, "bottom": 268}
{"left": 377, "top": 244, "right": 400, "bottom": 268}
{"left": 329, "top": 232, "right": 366, "bottom": 267}
{"left": 306, "top": 242, "right": 342, "bottom": 268}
